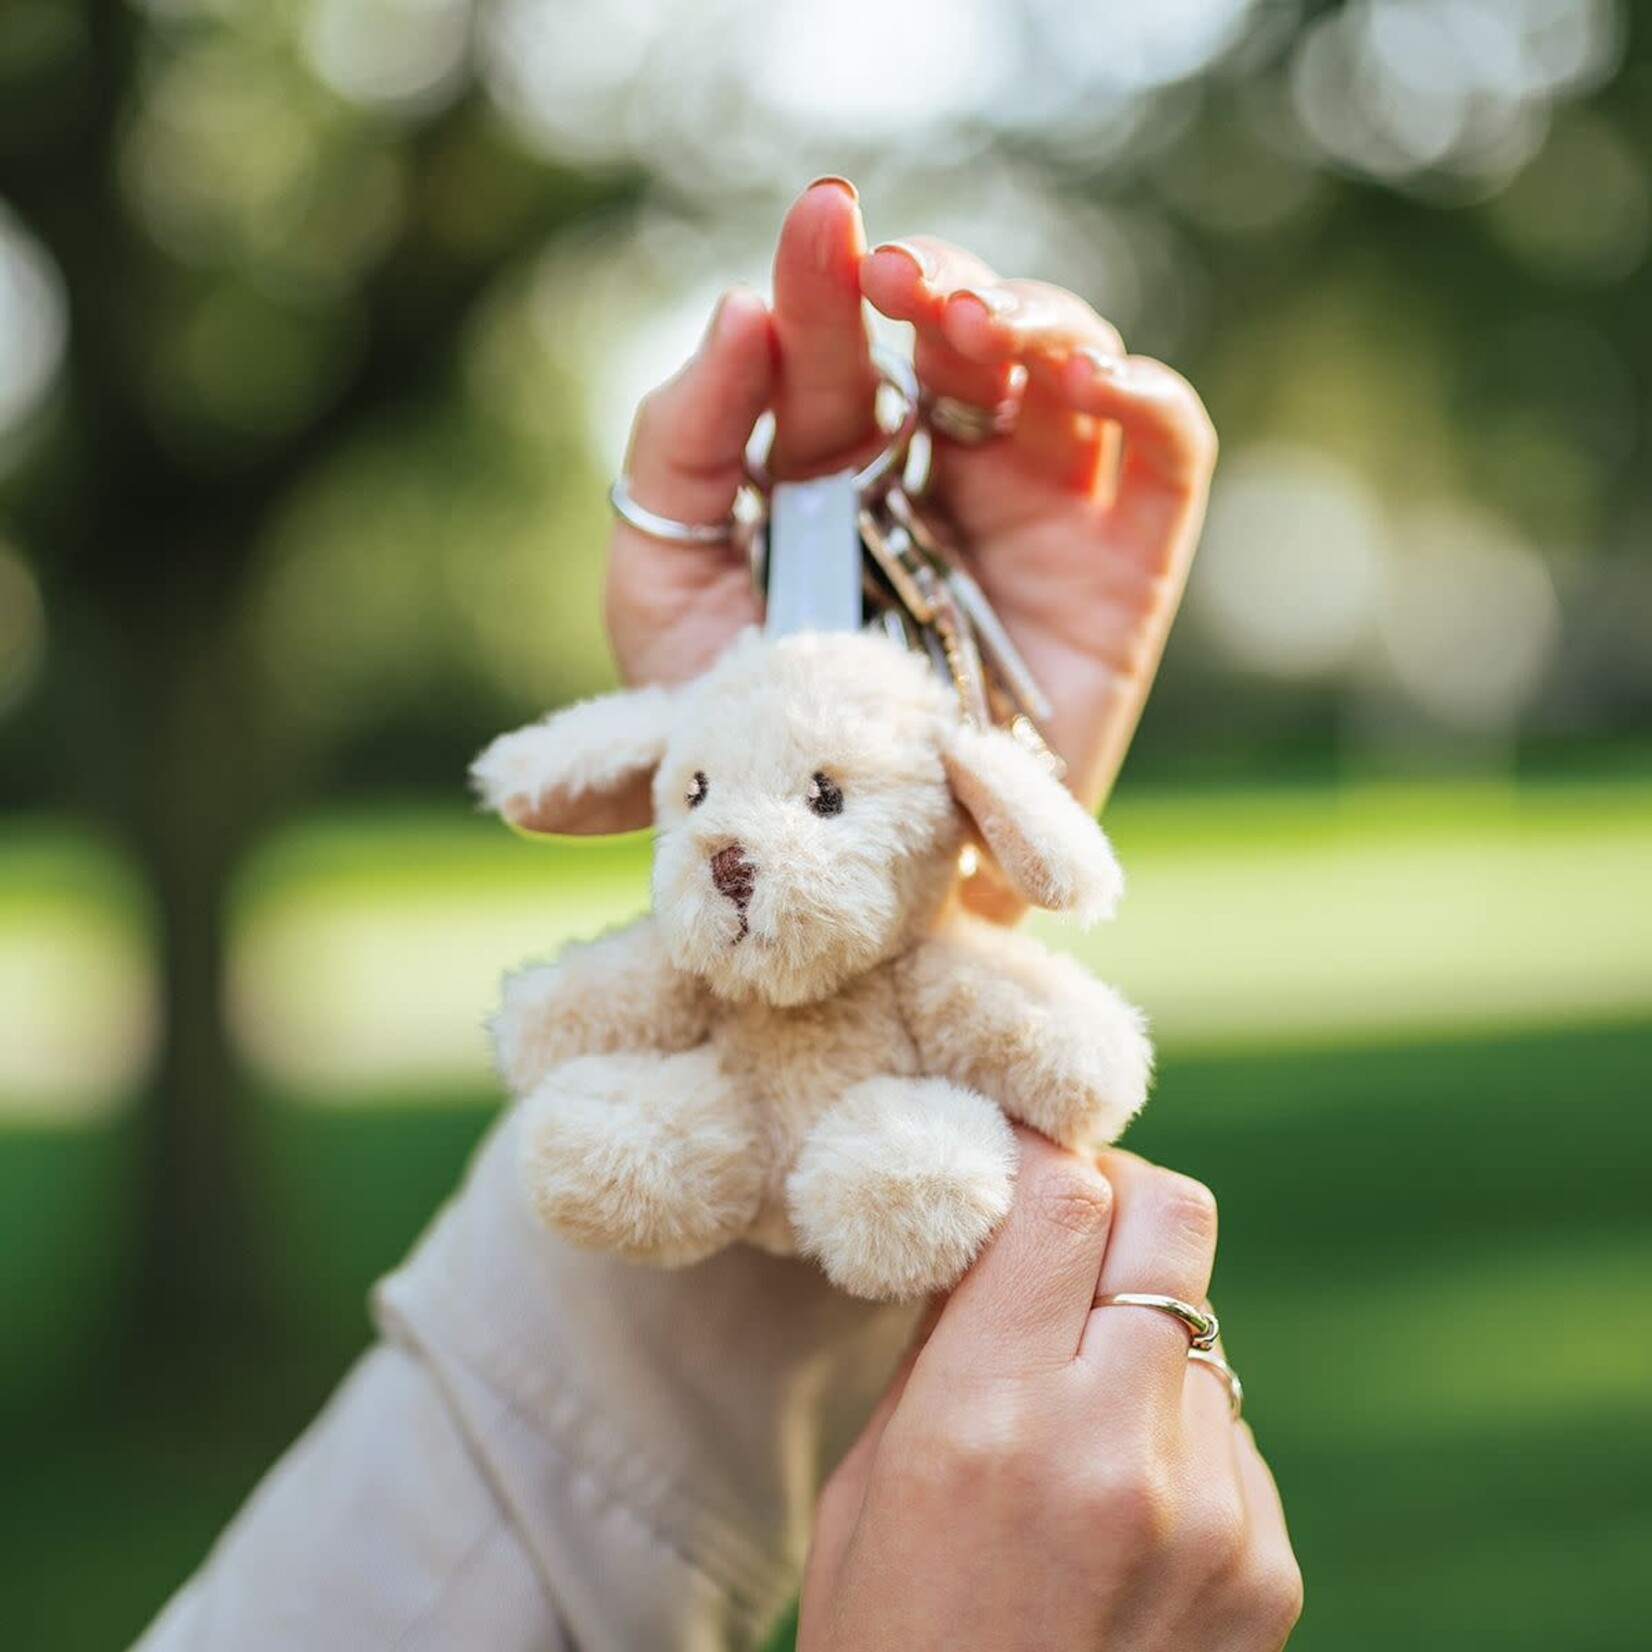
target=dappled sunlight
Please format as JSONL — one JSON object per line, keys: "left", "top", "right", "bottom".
{"left": 1376, "top": 502, "right": 1560, "bottom": 735}
{"left": 1193, "top": 446, "right": 1387, "bottom": 680}
{"left": 0, "top": 832, "right": 157, "bottom": 1123}
{"left": 0, "top": 203, "right": 66, "bottom": 469}
{"left": 301, "top": 0, "right": 473, "bottom": 118}
{"left": 222, "top": 784, "right": 1652, "bottom": 1101}
{"left": 1290, "top": 0, "right": 1622, "bottom": 193}
{"left": 227, "top": 844, "right": 648, "bottom": 1096}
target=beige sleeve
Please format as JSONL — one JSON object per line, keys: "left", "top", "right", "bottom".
{"left": 135, "top": 1103, "right": 918, "bottom": 1652}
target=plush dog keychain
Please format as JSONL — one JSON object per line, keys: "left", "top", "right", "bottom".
{"left": 472, "top": 362, "right": 1152, "bottom": 1302}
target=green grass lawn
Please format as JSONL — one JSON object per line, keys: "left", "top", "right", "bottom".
{"left": 2, "top": 783, "right": 1649, "bottom": 1648}
{"left": 4, "top": 1019, "right": 1645, "bottom": 1650}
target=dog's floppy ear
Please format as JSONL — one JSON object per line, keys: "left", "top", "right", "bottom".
{"left": 471, "top": 684, "right": 677, "bottom": 836}
{"left": 942, "top": 723, "right": 1124, "bottom": 924}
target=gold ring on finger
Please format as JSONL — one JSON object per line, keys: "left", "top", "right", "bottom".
{"left": 1188, "top": 1348, "right": 1245, "bottom": 1420}
{"left": 927, "top": 392, "right": 1018, "bottom": 445}
{"left": 1092, "top": 1292, "right": 1220, "bottom": 1352}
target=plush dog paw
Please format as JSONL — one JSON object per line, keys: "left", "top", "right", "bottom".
{"left": 788, "top": 1077, "right": 1018, "bottom": 1301}
{"left": 519, "top": 1048, "right": 763, "bottom": 1266}
{"left": 1038, "top": 994, "right": 1155, "bottom": 1152}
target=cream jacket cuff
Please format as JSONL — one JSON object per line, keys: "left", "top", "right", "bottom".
{"left": 137, "top": 1103, "right": 919, "bottom": 1650}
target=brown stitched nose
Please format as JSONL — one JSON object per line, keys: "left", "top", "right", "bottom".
{"left": 710, "top": 844, "right": 755, "bottom": 910}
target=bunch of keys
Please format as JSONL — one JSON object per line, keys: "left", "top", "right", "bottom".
{"left": 743, "top": 348, "right": 1064, "bottom": 779}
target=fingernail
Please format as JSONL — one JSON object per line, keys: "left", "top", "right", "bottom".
{"left": 807, "top": 174, "right": 859, "bottom": 201}
{"left": 872, "top": 239, "right": 934, "bottom": 280}
{"left": 700, "top": 290, "right": 732, "bottom": 349}
{"left": 955, "top": 286, "right": 1018, "bottom": 320}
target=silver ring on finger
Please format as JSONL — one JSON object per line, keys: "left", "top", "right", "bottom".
{"left": 607, "top": 477, "right": 740, "bottom": 546}
{"left": 927, "top": 392, "right": 1017, "bottom": 445}
{"left": 1188, "top": 1349, "right": 1244, "bottom": 1420}
{"left": 1092, "top": 1292, "right": 1220, "bottom": 1352}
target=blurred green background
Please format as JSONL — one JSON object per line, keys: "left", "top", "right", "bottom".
{"left": 2, "top": 1, "right": 1649, "bottom": 1647}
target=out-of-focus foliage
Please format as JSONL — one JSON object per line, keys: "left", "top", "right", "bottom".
{"left": 0, "top": 0, "right": 1648, "bottom": 805}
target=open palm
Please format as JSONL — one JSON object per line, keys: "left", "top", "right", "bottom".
{"left": 606, "top": 179, "right": 1216, "bottom": 825}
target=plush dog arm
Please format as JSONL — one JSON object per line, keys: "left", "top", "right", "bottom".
{"left": 896, "top": 913, "right": 1153, "bottom": 1153}
{"left": 492, "top": 916, "right": 714, "bottom": 1098}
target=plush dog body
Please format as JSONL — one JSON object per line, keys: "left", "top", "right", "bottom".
{"left": 473, "top": 629, "right": 1152, "bottom": 1302}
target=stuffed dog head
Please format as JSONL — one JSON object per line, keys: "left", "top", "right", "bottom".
{"left": 472, "top": 629, "right": 1122, "bottom": 1007}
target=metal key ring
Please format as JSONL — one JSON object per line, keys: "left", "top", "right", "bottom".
{"left": 743, "top": 347, "right": 921, "bottom": 495}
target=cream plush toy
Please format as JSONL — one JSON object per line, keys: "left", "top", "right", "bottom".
{"left": 472, "top": 628, "right": 1152, "bottom": 1302}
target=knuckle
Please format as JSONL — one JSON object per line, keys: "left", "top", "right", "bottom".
{"left": 1026, "top": 1161, "right": 1114, "bottom": 1238}
{"left": 1248, "top": 1553, "right": 1306, "bottom": 1643}
{"left": 891, "top": 1395, "right": 1036, "bottom": 1498}
{"left": 1082, "top": 1460, "right": 1176, "bottom": 1549}
{"left": 1184, "top": 1490, "right": 1248, "bottom": 1581}
{"left": 1086, "top": 316, "right": 1126, "bottom": 355}
{"left": 1175, "top": 380, "right": 1219, "bottom": 461}
{"left": 1136, "top": 359, "right": 1219, "bottom": 466}
{"left": 1154, "top": 1170, "right": 1219, "bottom": 1246}
{"left": 630, "top": 385, "right": 670, "bottom": 446}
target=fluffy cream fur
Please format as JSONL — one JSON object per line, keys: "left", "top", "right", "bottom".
{"left": 518, "top": 1049, "right": 763, "bottom": 1265}
{"left": 787, "top": 1077, "right": 1018, "bottom": 1300}
{"left": 473, "top": 682, "right": 676, "bottom": 834}
{"left": 475, "top": 628, "right": 1152, "bottom": 1301}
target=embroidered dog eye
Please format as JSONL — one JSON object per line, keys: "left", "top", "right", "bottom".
{"left": 686, "top": 771, "right": 709, "bottom": 809}
{"left": 807, "top": 772, "right": 844, "bottom": 818}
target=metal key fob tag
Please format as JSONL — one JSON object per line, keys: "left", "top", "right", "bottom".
{"left": 763, "top": 470, "right": 864, "bottom": 637}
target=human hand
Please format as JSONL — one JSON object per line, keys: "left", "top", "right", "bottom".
{"left": 605, "top": 178, "right": 1216, "bottom": 820}
{"left": 796, "top": 1134, "right": 1302, "bottom": 1651}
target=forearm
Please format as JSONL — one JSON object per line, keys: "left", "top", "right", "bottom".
{"left": 135, "top": 1341, "right": 562, "bottom": 1652}
{"left": 141, "top": 1104, "right": 918, "bottom": 1652}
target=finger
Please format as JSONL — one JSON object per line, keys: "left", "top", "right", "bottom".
{"left": 1233, "top": 1425, "right": 1306, "bottom": 1644}
{"left": 945, "top": 278, "right": 1125, "bottom": 362}
{"left": 943, "top": 279, "right": 1126, "bottom": 495}
{"left": 1175, "top": 1344, "right": 1250, "bottom": 1599}
{"left": 1182, "top": 1337, "right": 1245, "bottom": 1481}
{"left": 766, "top": 177, "right": 880, "bottom": 479}
{"left": 1063, "top": 351, "right": 1219, "bottom": 554}
{"left": 1078, "top": 1153, "right": 1219, "bottom": 1408}
{"left": 620, "top": 284, "right": 776, "bottom": 529}
{"left": 923, "top": 1129, "right": 1113, "bottom": 1377}
{"left": 862, "top": 238, "right": 1017, "bottom": 413}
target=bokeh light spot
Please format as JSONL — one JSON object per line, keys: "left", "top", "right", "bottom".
{"left": 1379, "top": 502, "right": 1561, "bottom": 732}
{"left": 302, "top": 0, "right": 471, "bottom": 116}
{"left": 1193, "top": 447, "right": 1386, "bottom": 679}
{"left": 1486, "top": 109, "right": 1649, "bottom": 282}
{"left": 0, "top": 201, "right": 68, "bottom": 463}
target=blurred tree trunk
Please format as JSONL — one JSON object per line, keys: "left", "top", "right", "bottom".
{"left": 1, "top": 6, "right": 619, "bottom": 1327}
{"left": 126, "top": 576, "right": 271, "bottom": 1328}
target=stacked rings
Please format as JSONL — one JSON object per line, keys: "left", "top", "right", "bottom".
{"left": 1091, "top": 1291, "right": 1245, "bottom": 1421}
